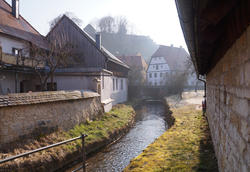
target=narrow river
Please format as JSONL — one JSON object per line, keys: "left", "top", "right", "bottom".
{"left": 69, "top": 102, "right": 168, "bottom": 172}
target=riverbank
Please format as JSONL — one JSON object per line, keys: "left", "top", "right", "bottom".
{"left": 124, "top": 97, "right": 218, "bottom": 171}
{"left": 0, "top": 104, "right": 135, "bottom": 172}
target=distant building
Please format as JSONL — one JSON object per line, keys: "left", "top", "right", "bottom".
{"left": 147, "top": 45, "right": 186, "bottom": 86}
{"left": 117, "top": 55, "right": 148, "bottom": 85}
{"left": 147, "top": 45, "right": 202, "bottom": 88}
{"left": 0, "top": 0, "right": 48, "bottom": 94}
{"left": 47, "top": 16, "right": 130, "bottom": 112}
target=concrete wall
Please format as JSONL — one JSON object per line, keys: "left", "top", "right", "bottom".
{"left": 0, "top": 90, "right": 103, "bottom": 148}
{"left": 206, "top": 26, "right": 250, "bottom": 171}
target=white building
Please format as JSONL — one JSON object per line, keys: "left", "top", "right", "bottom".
{"left": 147, "top": 56, "right": 171, "bottom": 86}
{"left": 147, "top": 45, "right": 202, "bottom": 88}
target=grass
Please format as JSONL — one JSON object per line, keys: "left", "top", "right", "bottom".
{"left": 63, "top": 104, "right": 135, "bottom": 151}
{"left": 0, "top": 104, "right": 135, "bottom": 171}
{"left": 124, "top": 105, "right": 218, "bottom": 172}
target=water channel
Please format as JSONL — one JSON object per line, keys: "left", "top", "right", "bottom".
{"left": 69, "top": 102, "right": 168, "bottom": 172}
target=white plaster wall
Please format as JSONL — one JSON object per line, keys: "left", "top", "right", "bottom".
{"left": 111, "top": 77, "right": 128, "bottom": 105}
{"left": 100, "top": 73, "right": 128, "bottom": 112}
{"left": 54, "top": 75, "right": 97, "bottom": 92}
{"left": 147, "top": 56, "right": 170, "bottom": 86}
{"left": 0, "top": 71, "right": 39, "bottom": 95}
{"left": 0, "top": 35, "right": 29, "bottom": 56}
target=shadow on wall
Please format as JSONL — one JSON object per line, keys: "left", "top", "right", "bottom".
{"left": 196, "top": 117, "right": 218, "bottom": 171}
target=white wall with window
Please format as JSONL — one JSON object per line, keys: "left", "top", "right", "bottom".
{"left": 147, "top": 56, "right": 170, "bottom": 86}
{"left": 100, "top": 71, "right": 128, "bottom": 112}
{"left": 0, "top": 35, "right": 29, "bottom": 57}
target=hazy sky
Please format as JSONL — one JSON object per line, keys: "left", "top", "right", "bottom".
{"left": 6, "top": 0, "right": 187, "bottom": 49}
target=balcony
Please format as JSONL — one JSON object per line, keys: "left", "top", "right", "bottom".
{"left": 0, "top": 52, "right": 45, "bottom": 68}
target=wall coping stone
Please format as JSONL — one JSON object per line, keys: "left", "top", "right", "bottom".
{"left": 0, "top": 90, "right": 100, "bottom": 107}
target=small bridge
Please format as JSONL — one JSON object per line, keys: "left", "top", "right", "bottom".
{"left": 128, "top": 85, "right": 167, "bottom": 100}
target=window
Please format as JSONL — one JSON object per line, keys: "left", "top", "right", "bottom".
{"left": 116, "top": 79, "right": 118, "bottom": 90}
{"left": 156, "top": 65, "right": 158, "bottom": 70}
{"left": 113, "top": 78, "right": 115, "bottom": 91}
{"left": 102, "top": 75, "right": 104, "bottom": 89}
{"left": 154, "top": 73, "right": 157, "bottom": 78}
{"left": 149, "top": 73, "right": 152, "bottom": 78}
{"left": 160, "top": 73, "right": 163, "bottom": 77}
{"left": 161, "top": 65, "right": 163, "bottom": 68}
{"left": 154, "top": 82, "right": 157, "bottom": 86}
{"left": 12, "top": 48, "right": 21, "bottom": 56}
{"left": 149, "top": 82, "right": 152, "bottom": 86}
{"left": 121, "top": 79, "right": 123, "bottom": 90}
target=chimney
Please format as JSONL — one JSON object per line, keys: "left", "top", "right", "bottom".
{"left": 95, "top": 33, "right": 101, "bottom": 50}
{"left": 12, "top": 0, "right": 19, "bottom": 19}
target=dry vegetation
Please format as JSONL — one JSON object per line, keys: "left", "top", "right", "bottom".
{"left": 124, "top": 105, "right": 218, "bottom": 172}
{"left": 0, "top": 104, "right": 135, "bottom": 171}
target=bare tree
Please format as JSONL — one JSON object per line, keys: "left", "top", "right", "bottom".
{"left": 98, "top": 16, "right": 115, "bottom": 33}
{"left": 116, "top": 16, "right": 128, "bottom": 34}
{"left": 128, "top": 67, "right": 146, "bottom": 86}
{"left": 164, "top": 71, "right": 187, "bottom": 99}
{"left": 50, "top": 12, "right": 82, "bottom": 30}
{"left": 28, "top": 29, "right": 74, "bottom": 91}
{"left": 96, "top": 16, "right": 133, "bottom": 34}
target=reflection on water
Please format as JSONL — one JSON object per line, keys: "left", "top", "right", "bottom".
{"left": 70, "top": 102, "right": 167, "bottom": 172}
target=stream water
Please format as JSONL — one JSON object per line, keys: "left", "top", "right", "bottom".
{"left": 68, "top": 102, "right": 168, "bottom": 172}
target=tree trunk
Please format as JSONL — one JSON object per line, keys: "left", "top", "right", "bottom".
{"left": 50, "top": 73, "right": 54, "bottom": 91}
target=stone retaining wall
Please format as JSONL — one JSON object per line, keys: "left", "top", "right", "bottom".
{"left": 0, "top": 90, "right": 103, "bottom": 148}
{"left": 206, "top": 26, "right": 250, "bottom": 171}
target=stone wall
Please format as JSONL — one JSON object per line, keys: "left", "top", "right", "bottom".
{"left": 206, "top": 26, "right": 250, "bottom": 171}
{"left": 0, "top": 90, "right": 103, "bottom": 148}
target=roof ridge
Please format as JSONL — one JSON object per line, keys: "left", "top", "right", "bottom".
{"left": 46, "top": 15, "right": 129, "bottom": 68}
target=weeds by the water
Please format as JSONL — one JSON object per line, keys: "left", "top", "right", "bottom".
{"left": 124, "top": 105, "right": 218, "bottom": 172}
{"left": 64, "top": 104, "right": 135, "bottom": 151}
{"left": 0, "top": 104, "right": 135, "bottom": 171}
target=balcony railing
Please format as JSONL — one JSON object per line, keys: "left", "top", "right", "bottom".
{"left": 0, "top": 52, "right": 45, "bottom": 68}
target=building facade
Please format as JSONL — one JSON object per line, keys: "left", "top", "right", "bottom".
{"left": 117, "top": 55, "right": 148, "bottom": 85}
{"left": 0, "top": 0, "right": 48, "bottom": 95}
{"left": 147, "top": 45, "right": 188, "bottom": 87}
{"left": 47, "top": 15, "right": 129, "bottom": 112}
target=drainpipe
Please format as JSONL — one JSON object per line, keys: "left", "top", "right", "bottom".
{"left": 198, "top": 75, "right": 206, "bottom": 114}
{"left": 198, "top": 77, "right": 206, "bottom": 98}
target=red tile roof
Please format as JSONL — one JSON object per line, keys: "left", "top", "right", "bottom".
{"left": 0, "top": 0, "right": 48, "bottom": 49}
{"left": 151, "top": 45, "right": 189, "bottom": 70}
{"left": 117, "top": 55, "right": 148, "bottom": 71}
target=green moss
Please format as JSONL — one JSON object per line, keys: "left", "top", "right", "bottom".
{"left": 124, "top": 105, "right": 218, "bottom": 172}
